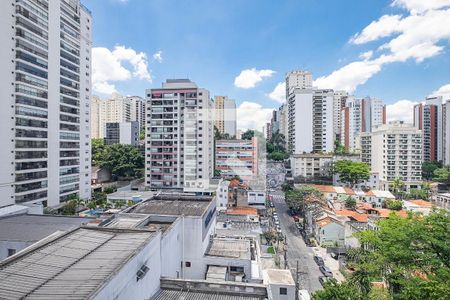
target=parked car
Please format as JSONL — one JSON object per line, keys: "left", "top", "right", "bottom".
{"left": 319, "top": 266, "right": 333, "bottom": 277}
{"left": 274, "top": 220, "right": 280, "bottom": 225}
{"left": 298, "top": 290, "right": 311, "bottom": 300}
{"left": 313, "top": 256, "right": 324, "bottom": 266}
{"left": 269, "top": 202, "right": 274, "bottom": 208}
{"left": 293, "top": 215, "right": 299, "bottom": 222}
{"left": 318, "top": 276, "right": 332, "bottom": 286}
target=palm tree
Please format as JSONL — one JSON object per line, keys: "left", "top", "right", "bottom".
{"left": 390, "top": 177, "right": 405, "bottom": 199}
{"left": 87, "top": 201, "right": 97, "bottom": 210}
{"left": 421, "top": 182, "right": 431, "bottom": 200}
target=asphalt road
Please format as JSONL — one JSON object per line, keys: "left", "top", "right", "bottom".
{"left": 270, "top": 191, "right": 323, "bottom": 293}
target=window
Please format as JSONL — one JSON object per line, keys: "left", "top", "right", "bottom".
{"left": 8, "top": 249, "right": 16, "bottom": 257}
{"left": 280, "top": 287, "right": 287, "bottom": 295}
{"left": 185, "top": 261, "right": 191, "bottom": 267}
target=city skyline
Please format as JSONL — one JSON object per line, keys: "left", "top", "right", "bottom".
{"left": 84, "top": 0, "right": 450, "bottom": 130}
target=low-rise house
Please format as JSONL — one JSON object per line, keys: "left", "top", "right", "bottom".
{"left": 263, "top": 269, "right": 296, "bottom": 300}
{"left": 403, "top": 200, "right": 433, "bottom": 215}
{"left": 314, "top": 215, "right": 345, "bottom": 247}
{"left": 353, "top": 189, "right": 395, "bottom": 208}
{"left": 433, "top": 193, "right": 450, "bottom": 210}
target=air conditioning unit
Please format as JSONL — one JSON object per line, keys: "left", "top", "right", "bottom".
{"left": 136, "top": 265, "right": 149, "bottom": 281}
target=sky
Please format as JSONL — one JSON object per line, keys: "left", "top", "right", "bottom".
{"left": 84, "top": 0, "right": 450, "bottom": 130}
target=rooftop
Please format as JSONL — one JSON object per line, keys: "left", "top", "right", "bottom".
{"left": 226, "top": 207, "right": 258, "bottom": 216}
{"left": 0, "top": 227, "right": 155, "bottom": 299}
{"left": 206, "top": 238, "right": 251, "bottom": 260}
{"left": 128, "top": 194, "right": 212, "bottom": 217}
{"left": 0, "top": 214, "right": 90, "bottom": 242}
{"left": 263, "top": 269, "right": 295, "bottom": 286}
{"left": 406, "top": 200, "right": 433, "bottom": 207}
{"left": 153, "top": 289, "right": 262, "bottom": 300}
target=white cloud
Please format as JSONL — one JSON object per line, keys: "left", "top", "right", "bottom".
{"left": 268, "top": 82, "right": 286, "bottom": 103}
{"left": 350, "top": 15, "right": 402, "bottom": 45}
{"left": 317, "top": 2, "right": 450, "bottom": 93}
{"left": 314, "top": 61, "right": 382, "bottom": 93}
{"left": 153, "top": 50, "right": 163, "bottom": 63}
{"left": 93, "top": 82, "right": 118, "bottom": 95}
{"left": 386, "top": 99, "right": 419, "bottom": 123}
{"left": 234, "top": 68, "right": 275, "bottom": 89}
{"left": 92, "top": 45, "right": 151, "bottom": 95}
{"left": 431, "top": 83, "right": 450, "bottom": 100}
{"left": 359, "top": 50, "right": 374, "bottom": 60}
{"left": 237, "top": 101, "right": 274, "bottom": 131}
{"left": 392, "top": 0, "right": 450, "bottom": 14}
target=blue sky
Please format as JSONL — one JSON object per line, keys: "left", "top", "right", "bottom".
{"left": 84, "top": 0, "right": 450, "bottom": 129}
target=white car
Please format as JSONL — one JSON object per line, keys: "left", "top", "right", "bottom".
{"left": 274, "top": 220, "right": 280, "bottom": 225}
{"left": 298, "top": 290, "right": 311, "bottom": 300}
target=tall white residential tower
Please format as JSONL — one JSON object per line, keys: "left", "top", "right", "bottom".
{"left": 145, "top": 79, "right": 214, "bottom": 190}
{"left": 0, "top": 0, "right": 92, "bottom": 207}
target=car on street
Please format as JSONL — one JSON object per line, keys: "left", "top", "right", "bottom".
{"left": 274, "top": 220, "right": 280, "bottom": 225}
{"left": 313, "top": 255, "right": 325, "bottom": 266}
{"left": 318, "top": 276, "right": 332, "bottom": 286}
{"left": 319, "top": 266, "right": 333, "bottom": 277}
{"left": 269, "top": 202, "right": 274, "bottom": 208}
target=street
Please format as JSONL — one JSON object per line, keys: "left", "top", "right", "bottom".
{"left": 270, "top": 191, "right": 323, "bottom": 293}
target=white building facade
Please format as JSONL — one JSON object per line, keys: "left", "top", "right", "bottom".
{"left": 0, "top": 0, "right": 92, "bottom": 207}
{"left": 360, "top": 122, "right": 423, "bottom": 191}
{"left": 145, "top": 79, "right": 214, "bottom": 190}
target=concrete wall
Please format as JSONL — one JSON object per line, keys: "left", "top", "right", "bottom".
{"left": 267, "top": 284, "right": 295, "bottom": 300}
{"left": 160, "top": 218, "right": 182, "bottom": 278}
{"left": 93, "top": 232, "right": 162, "bottom": 300}
{"left": 317, "top": 222, "right": 345, "bottom": 246}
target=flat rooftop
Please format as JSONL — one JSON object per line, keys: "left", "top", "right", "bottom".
{"left": 206, "top": 238, "right": 251, "bottom": 260}
{"left": 101, "top": 213, "right": 176, "bottom": 232}
{"left": 0, "top": 214, "right": 90, "bottom": 242}
{"left": 129, "top": 194, "right": 213, "bottom": 217}
{"left": 263, "top": 269, "right": 295, "bottom": 286}
{"left": 0, "top": 227, "right": 155, "bottom": 299}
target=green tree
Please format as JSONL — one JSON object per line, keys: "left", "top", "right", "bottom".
{"left": 268, "top": 151, "right": 288, "bottom": 161}
{"left": 103, "top": 185, "right": 117, "bottom": 194}
{"left": 214, "top": 169, "right": 222, "bottom": 177}
{"left": 139, "top": 130, "right": 145, "bottom": 141}
{"left": 345, "top": 196, "right": 357, "bottom": 209}
{"left": 285, "top": 186, "right": 324, "bottom": 222}
{"left": 383, "top": 199, "right": 403, "bottom": 211}
{"left": 434, "top": 165, "right": 450, "bottom": 185}
{"left": 91, "top": 138, "right": 106, "bottom": 166}
{"left": 389, "top": 177, "right": 405, "bottom": 199}
{"left": 313, "top": 279, "right": 364, "bottom": 300}
{"left": 314, "top": 210, "right": 450, "bottom": 299}
{"left": 281, "top": 182, "right": 293, "bottom": 193}
{"left": 334, "top": 139, "right": 347, "bottom": 155}
{"left": 422, "top": 161, "right": 442, "bottom": 180}
{"left": 241, "top": 129, "right": 255, "bottom": 140}
{"left": 332, "top": 160, "right": 370, "bottom": 187}
{"left": 96, "top": 144, "right": 144, "bottom": 178}
{"left": 114, "top": 200, "right": 126, "bottom": 209}
{"left": 87, "top": 201, "right": 97, "bottom": 210}
{"left": 62, "top": 200, "right": 78, "bottom": 215}
{"left": 406, "top": 188, "right": 429, "bottom": 200}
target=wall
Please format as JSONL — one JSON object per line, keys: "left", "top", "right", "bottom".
{"left": 294, "top": 93, "right": 313, "bottom": 153}
{"left": 317, "top": 223, "right": 344, "bottom": 246}
{"left": 0, "top": 240, "right": 32, "bottom": 261}
{"left": 92, "top": 232, "right": 162, "bottom": 300}
{"left": 267, "top": 283, "right": 295, "bottom": 300}
{"left": 160, "top": 218, "right": 182, "bottom": 278}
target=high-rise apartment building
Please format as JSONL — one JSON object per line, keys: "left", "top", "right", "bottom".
{"left": 91, "top": 94, "right": 145, "bottom": 139}
{"left": 145, "top": 79, "right": 214, "bottom": 190}
{"left": 278, "top": 103, "right": 288, "bottom": 140}
{"left": 214, "top": 96, "right": 236, "bottom": 137}
{"left": 445, "top": 100, "right": 450, "bottom": 165}
{"left": 360, "top": 122, "right": 422, "bottom": 191}
{"left": 341, "top": 97, "right": 386, "bottom": 152}
{"left": 215, "top": 138, "right": 258, "bottom": 180}
{"left": 104, "top": 121, "right": 139, "bottom": 146}
{"left": 333, "top": 90, "right": 349, "bottom": 138}
{"left": 413, "top": 96, "right": 446, "bottom": 163}
{"left": 285, "top": 70, "right": 313, "bottom": 95}
{"left": 0, "top": 0, "right": 92, "bottom": 207}
{"left": 287, "top": 87, "right": 334, "bottom": 154}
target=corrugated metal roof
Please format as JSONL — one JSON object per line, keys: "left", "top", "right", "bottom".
{"left": 0, "top": 227, "right": 155, "bottom": 300}
{"left": 153, "top": 289, "right": 262, "bottom": 300}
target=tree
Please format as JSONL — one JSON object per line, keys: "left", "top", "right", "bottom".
{"left": 334, "top": 139, "right": 347, "bottom": 155}
{"left": 214, "top": 169, "right": 222, "bottom": 177}
{"left": 313, "top": 279, "right": 364, "bottom": 300}
{"left": 345, "top": 196, "right": 357, "bottom": 209}
{"left": 422, "top": 161, "right": 442, "bottom": 180}
{"left": 389, "top": 177, "right": 405, "bottom": 199}
{"left": 103, "top": 185, "right": 117, "bottom": 194}
{"left": 434, "top": 165, "right": 450, "bottom": 185}
{"left": 332, "top": 160, "right": 370, "bottom": 187}
{"left": 87, "top": 201, "right": 97, "bottom": 210}
{"left": 268, "top": 151, "right": 288, "bottom": 161}
{"left": 285, "top": 186, "right": 324, "bottom": 222}
{"left": 383, "top": 199, "right": 403, "bottom": 211}
{"left": 62, "top": 200, "right": 78, "bottom": 215}
{"left": 91, "top": 138, "right": 106, "bottom": 166}
{"left": 241, "top": 129, "right": 255, "bottom": 140}
{"left": 114, "top": 200, "right": 126, "bottom": 209}
{"left": 95, "top": 144, "right": 144, "bottom": 178}
{"left": 139, "top": 130, "right": 145, "bottom": 141}
{"left": 281, "top": 182, "right": 293, "bottom": 193}
{"left": 406, "top": 188, "right": 429, "bottom": 200}
{"left": 214, "top": 126, "right": 221, "bottom": 140}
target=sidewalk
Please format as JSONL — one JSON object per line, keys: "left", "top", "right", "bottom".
{"left": 312, "top": 247, "right": 345, "bottom": 282}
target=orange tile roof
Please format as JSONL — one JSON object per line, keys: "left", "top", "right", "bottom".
{"left": 336, "top": 210, "right": 368, "bottom": 222}
{"left": 364, "top": 190, "right": 375, "bottom": 196}
{"left": 226, "top": 207, "right": 258, "bottom": 216}
{"left": 316, "top": 216, "right": 334, "bottom": 227}
{"left": 310, "top": 185, "right": 336, "bottom": 193}
{"left": 408, "top": 200, "right": 433, "bottom": 207}
{"left": 356, "top": 203, "right": 373, "bottom": 210}
{"left": 372, "top": 208, "right": 409, "bottom": 218}
{"left": 344, "top": 188, "right": 355, "bottom": 195}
